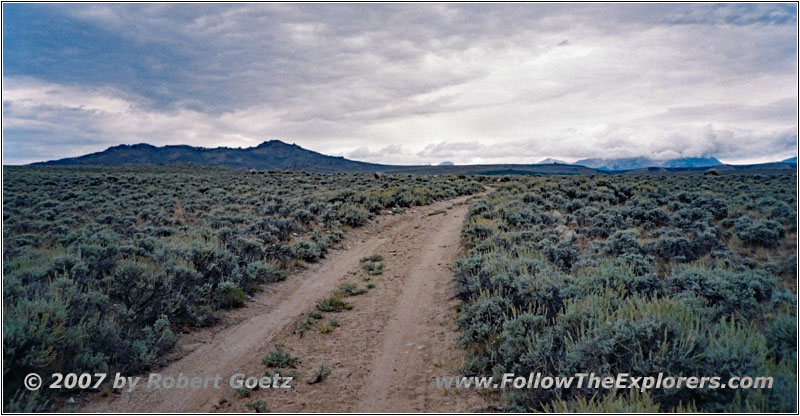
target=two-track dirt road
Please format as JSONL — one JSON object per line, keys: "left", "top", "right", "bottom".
{"left": 84, "top": 192, "right": 490, "bottom": 412}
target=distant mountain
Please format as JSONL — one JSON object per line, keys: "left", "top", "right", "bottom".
{"left": 537, "top": 158, "right": 568, "bottom": 165}
{"left": 575, "top": 157, "right": 653, "bottom": 171}
{"left": 32, "top": 140, "right": 609, "bottom": 175}
{"left": 438, "top": 161, "right": 454, "bottom": 166}
{"left": 780, "top": 156, "right": 797, "bottom": 164}
{"left": 661, "top": 157, "right": 723, "bottom": 168}
{"left": 33, "top": 140, "right": 388, "bottom": 173}
{"left": 29, "top": 141, "right": 790, "bottom": 176}
{"left": 574, "top": 156, "right": 722, "bottom": 171}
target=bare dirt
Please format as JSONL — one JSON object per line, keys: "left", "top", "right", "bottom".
{"left": 83, "top": 192, "right": 492, "bottom": 413}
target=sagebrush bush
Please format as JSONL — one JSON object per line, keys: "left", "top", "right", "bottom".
{"left": 262, "top": 345, "right": 299, "bottom": 368}
{"left": 341, "top": 205, "right": 370, "bottom": 227}
{"left": 737, "top": 220, "right": 785, "bottom": 248}
{"left": 2, "top": 165, "right": 483, "bottom": 410}
{"left": 360, "top": 261, "right": 384, "bottom": 275}
{"left": 454, "top": 173, "right": 796, "bottom": 413}
{"left": 604, "top": 229, "right": 643, "bottom": 256}
{"left": 290, "top": 240, "right": 322, "bottom": 262}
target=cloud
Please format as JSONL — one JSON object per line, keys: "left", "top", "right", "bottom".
{"left": 1, "top": 77, "right": 280, "bottom": 164}
{"left": 2, "top": 3, "right": 797, "bottom": 165}
{"left": 345, "top": 144, "right": 421, "bottom": 164}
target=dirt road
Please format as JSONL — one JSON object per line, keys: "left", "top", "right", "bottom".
{"left": 84, "top": 192, "right": 490, "bottom": 412}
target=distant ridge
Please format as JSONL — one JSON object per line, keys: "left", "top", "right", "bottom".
{"left": 537, "top": 158, "right": 568, "bottom": 165}
{"left": 780, "top": 156, "right": 797, "bottom": 164}
{"left": 28, "top": 140, "right": 793, "bottom": 175}
{"left": 32, "top": 140, "right": 387, "bottom": 173}
{"left": 30, "top": 140, "right": 600, "bottom": 175}
{"left": 573, "top": 156, "right": 722, "bottom": 171}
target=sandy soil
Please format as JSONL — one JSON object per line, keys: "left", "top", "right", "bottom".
{"left": 83, "top": 192, "right": 491, "bottom": 413}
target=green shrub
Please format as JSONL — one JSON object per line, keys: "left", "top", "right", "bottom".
{"left": 361, "top": 261, "right": 384, "bottom": 275}
{"left": 215, "top": 281, "right": 247, "bottom": 309}
{"left": 341, "top": 205, "right": 369, "bottom": 227}
{"left": 360, "top": 254, "right": 384, "bottom": 263}
{"left": 665, "top": 267, "right": 777, "bottom": 319}
{"left": 317, "top": 295, "right": 353, "bottom": 312}
{"left": 340, "top": 283, "right": 368, "bottom": 296}
{"left": 262, "top": 345, "right": 299, "bottom": 368}
{"left": 604, "top": 229, "right": 643, "bottom": 256}
{"left": 453, "top": 173, "right": 796, "bottom": 413}
{"left": 765, "top": 310, "right": 797, "bottom": 363}
{"left": 290, "top": 240, "right": 322, "bottom": 262}
{"left": 296, "top": 311, "right": 322, "bottom": 337}
{"left": 246, "top": 399, "right": 268, "bottom": 413}
{"left": 241, "top": 262, "right": 284, "bottom": 286}
{"left": 737, "top": 221, "right": 785, "bottom": 248}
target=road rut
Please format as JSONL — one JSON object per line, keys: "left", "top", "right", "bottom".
{"left": 84, "top": 192, "right": 489, "bottom": 412}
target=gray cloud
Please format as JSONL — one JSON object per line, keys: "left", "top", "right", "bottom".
{"left": 2, "top": 3, "right": 797, "bottom": 165}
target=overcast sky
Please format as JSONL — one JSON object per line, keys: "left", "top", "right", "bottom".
{"left": 2, "top": 3, "right": 797, "bottom": 165}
